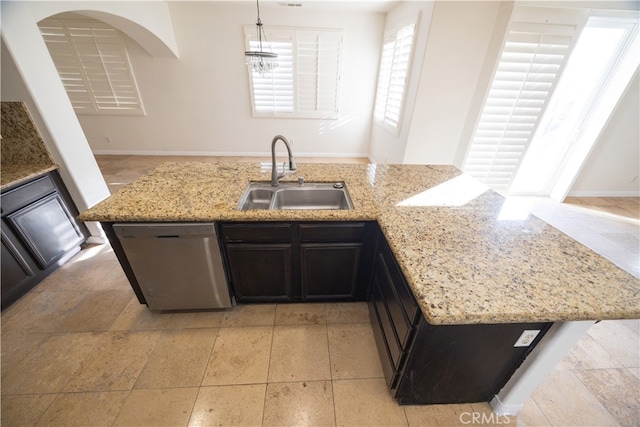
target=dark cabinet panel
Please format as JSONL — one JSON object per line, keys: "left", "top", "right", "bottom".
{"left": 369, "top": 232, "right": 552, "bottom": 405}
{"left": 395, "top": 319, "right": 552, "bottom": 404}
{"left": 226, "top": 244, "right": 294, "bottom": 302}
{"left": 7, "top": 193, "right": 84, "bottom": 268}
{"left": 300, "top": 243, "right": 360, "bottom": 300}
{"left": 1, "top": 171, "right": 88, "bottom": 309}
{"left": 1, "top": 229, "right": 37, "bottom": 302}
{"left": 221, "top": 223, "right": 293, "bottom": 243}
{"left": 220, "top": 221, "right": 378, "bottom": 303}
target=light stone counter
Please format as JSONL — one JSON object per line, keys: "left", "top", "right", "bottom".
{"left": 79, "top": 161, "right": 640, "bottom": 325}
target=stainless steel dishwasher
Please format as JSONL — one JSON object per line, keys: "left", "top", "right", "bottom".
{"left": 113, "top": 223, "right": 232, "bottom": 310}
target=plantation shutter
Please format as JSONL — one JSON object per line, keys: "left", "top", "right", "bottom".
{"left": 463, "top": 8, "right": 585, "bottom": 192}
{"left": 246, "top": 26, "right": 343, "bottom": 118}
{"left": 39, "top": 18, "right": 144, "bottom": 115}
{"left": 296, "top": 30, "right": 342, "bottom": 117}
{"left": 374, "top": 21, "right": 416, "bottom": 130}
{"left": 249, "top": 33, "right": 295, "bottom": 114}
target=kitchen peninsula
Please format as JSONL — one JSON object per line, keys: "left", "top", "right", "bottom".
{"left": 79, "top": 161, "right": 639, "bottom": 408}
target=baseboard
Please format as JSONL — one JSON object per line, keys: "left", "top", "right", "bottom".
{"left": 92, "top": 149, "right": 369, "bottom": 158}
{"left": 566, "top": 190, "right": 640, "bottom": 197}
{"left": 489, "top": 395, "right": 522, "bottom": 416}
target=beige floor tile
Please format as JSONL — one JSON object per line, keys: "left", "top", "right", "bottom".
{"left": 469, "top": 402, "right": 517, "bottom": 426}
{"left": 556, "top": 334, "right": 624, "bottom": 370}
{"left": 326, "top": 301, "right": 370, "bottom": 323}
{"left": 268, "top": 325, "right": 331, "bottom": 382}
{"left": 515, "top": 398, "right": 551, "bottom": 427}
{"left": 36, "top": 246, "right": 131, "bottom": 293}
{"left": 263, "top": 381, "right": 335, "bottom": 426}
{"left": 404, "top": 403, "right": 473, "bottom": 426}
{"left": 333, "top": 378, "right": 407, "bottom": 426}
{"left": 1, "top": 394, "right": 57, "bottom": 426}
{"left": 532, "top": 369, "right": 619, "bottom": 426}
{"left": 574, "top": 368, "right": 640, "bottom": 427}
{"left": 113, "top": 387, "right": 199, "bottom": 426}
{"left": 135, "top": 328, "right": 218, "bottom": 389}
{"left": 109, "top": 297, "right": 191, "bottom": 331}
{"left": 63, "top": 331, "right": 161, "bottom": 392}
{"left": 220, "top": 303, "right": 276, "bottom": 327}
{"left": 1, "top": 291, "right": 87, "bottom": 333}
{"left": 587, "top": 320, "right": 640, "bottom": 368}
{"left": 54, "top": 290, "right": 132, "bottom": 332}
{"left": 328, "top": 323, "right": 384, "bottom": 379}
{"left": 2, "top": 332, "right": 102, "bottom": 395}
{"left": 275, "top": 302, "right": 327, "bottom": 325}
{"left": 35, "top": 391, "right": 128, "bottom": 426}
{"left": 182, "top": 309, "right": 227, "bottom": 328}
{"left": 189, "top": 384, "right": 266, "bottom": 426}
{"left": 1, "top": 332, "right": 49, "bottom": 387}
{"left": 201, "top": 326, "right": 272, "bottom": 385}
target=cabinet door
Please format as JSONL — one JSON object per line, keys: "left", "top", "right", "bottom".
{"left": 1, "top": 229, "right": 38, "bottom": 308}
{"left": 226, "top": 243, "right": 294, "bottom": 302}
{"left": 300, "top": 243, "right": 361, "bottom": 301}
{"left": 7, "top": 193, "right": 84, "bottom": 268}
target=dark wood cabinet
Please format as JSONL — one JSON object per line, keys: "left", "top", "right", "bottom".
{"left": 226, "top": 244, "right": 294, "bottom": 302}
{"left": 220, "top": 221, "right": 377, "bottom": 303}
{"left": 1, "top": 171, "right": 88, "bottom": 309}
{"left": 369, "top": 233, "right": 552, "bottom": 404}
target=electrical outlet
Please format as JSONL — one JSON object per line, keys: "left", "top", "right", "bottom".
{"left": 514, "top": 330, "right": 541, "bottom": 347}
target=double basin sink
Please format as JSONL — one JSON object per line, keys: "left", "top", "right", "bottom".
{"left": 238, "top": 181, "right": 353, "bottom": 211}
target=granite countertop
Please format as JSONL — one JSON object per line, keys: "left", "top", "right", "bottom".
{"left": 79, "top": 161, "right": 640, "bottom": 325}
{"left": 1, "top": 163, "right": 59, "bottom": 191}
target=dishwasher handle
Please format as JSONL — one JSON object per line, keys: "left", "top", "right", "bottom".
{"left": 113, "top": 223, "right": 217, "bottom": 238}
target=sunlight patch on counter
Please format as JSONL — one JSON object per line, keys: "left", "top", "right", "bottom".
{"left": 396, "top": 174, "right": 488, "bottom": 207}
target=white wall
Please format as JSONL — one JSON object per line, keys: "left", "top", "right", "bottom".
{"left": 1, "top": 0, "right": 179, "bottom": 238}
{"left": 368, "top": 1, "right": 434, "bottom": 165}
{"left": 569, "top": 72, "right": 640, "bottom": 196}
{"left": 403, "top": 0, "right": 509, "bottom": 167}
{"left": 77, "top": 2, "right": 384, "bottom": 158}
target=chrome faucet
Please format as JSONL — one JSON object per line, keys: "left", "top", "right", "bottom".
{"left": 271, "top": 135, "right": 296, "bottom": 186}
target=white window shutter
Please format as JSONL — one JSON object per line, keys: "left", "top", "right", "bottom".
{"left": 39, "top": 18, "right": 144, "bottom": 115}
{"left": 249, "top": 36, "right": 294, "bottom": 115}
{"left": 296, "top": 30, "right": 342, "bottom": 117}
{"left": 374, "top": 21, "right": 417, "bottom": 131}
{"left": 245, "top": 26, "right": 343, "bottom": 119}
{"left": 464, "top": 8, "right": 585, "bottom": 192}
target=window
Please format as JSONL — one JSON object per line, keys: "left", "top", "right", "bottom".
{"left": 463, "top": 6, "right": 639, "bottom": 196}
{"left": 38, "top": 17, "right": 145, "bottom": 115}
{"left": 245, "top": 26, "right": 343, "bottom": 119}
{"left": 463, "top": 7, "right": 584, "bottom": 192}
{"left": 373, "top": 18, "right": 418, "bottom": 132}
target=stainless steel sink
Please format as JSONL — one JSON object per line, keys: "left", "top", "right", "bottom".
{"left": 238, "top": 182, "right": 353, "bottom": 210}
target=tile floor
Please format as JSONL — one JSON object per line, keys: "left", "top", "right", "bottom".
{"left": 1, "top": 155, "right": 638, "bottom": 426}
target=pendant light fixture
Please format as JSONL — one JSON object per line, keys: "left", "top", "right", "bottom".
{"left": 244, "top": 0, "right": 278, "bottom": 74}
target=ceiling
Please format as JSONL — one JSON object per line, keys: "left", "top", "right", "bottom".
{"left": 260, "top": 0, "right": 398, "bottom": 13}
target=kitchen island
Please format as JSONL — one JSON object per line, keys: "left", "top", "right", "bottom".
{"left": 79, "top": 161, "right": 639, "bottom": 325}
{"left": 79, "top": 160, "right": 639, "bottom": 410}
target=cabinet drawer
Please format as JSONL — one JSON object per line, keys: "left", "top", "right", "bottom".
{"left": 380, "top": 240, "right": 420, "bottom": 326}
{"left": 221, "top": 223, "right": 293, "bottom": 243}
{"left": 368, "top": 299, "right": 399, "bottom": 389}
{"left": 373, "top": 279, "right": 402, "bottom": 368}
{"left": 299, "top": 222, "right": 365, "bottom": 242}
{"left": 377, "top": 253, "right": 414, "bottom": 349}
{"left": 1, "top": 175, "right": 56, "bottom": 215}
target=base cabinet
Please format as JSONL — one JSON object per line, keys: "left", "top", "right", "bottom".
{"left": 220, "top": 221, "right": 377, "bottom": 303}
{"left": 1, "top": 171, "right": 88, "bottom": 309}
{"left": 226, "top": 244, "right": 294, "bottom": 302}
{"left": 369, "top": 234, "right": 552, "bottom": 404}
